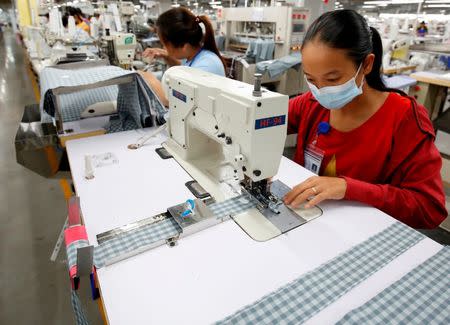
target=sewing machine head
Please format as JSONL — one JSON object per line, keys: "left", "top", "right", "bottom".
{"left": 112, "top": 33, "right": 136, "bottom": 66}
{"left": 162, "top": 66, "right": 288, "bottom": 190}
{"left": 159, "top": 66, "right": 322, "bottom": 242}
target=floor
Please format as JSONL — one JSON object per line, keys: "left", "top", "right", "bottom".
{"left": 0, "top": 30, "right": 102, "bottom": 325}
{"left": 0, "top": 27, "right": 449, "bottom": 325}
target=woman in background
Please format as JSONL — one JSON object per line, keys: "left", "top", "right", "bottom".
{"left": 139, "top": 7, "right": 225, "bottom": 107}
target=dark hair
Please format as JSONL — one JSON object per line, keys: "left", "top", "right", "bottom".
{"left": 75, "top": 8, "right": 84, "bottom": 17}
{"left": 302, "top": 9, "right": 404, "bottom": 95}
{"left": 66, "top": 6, "right": 83, "bottom": 18}
{"left": 156, "top": 8, "right": 225, "bottom": 70}
{"left": 62, "top": 14, "right": 69, "bottom": 28}
{"left": 65, "top": 7, "right": 77, "bottom": 17}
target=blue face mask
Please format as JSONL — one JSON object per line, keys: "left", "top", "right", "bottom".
{"left": 306, "top": 64, "right": 364, "bottom": 110}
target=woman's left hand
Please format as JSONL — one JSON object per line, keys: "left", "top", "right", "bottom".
{"left": 137, "top": 71, "right": 169, "bottom": 107}
{"left": 284, "top": 176, "right": 347, "bottom": 209}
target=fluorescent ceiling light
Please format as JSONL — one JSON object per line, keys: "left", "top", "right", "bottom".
{"left": 425, "top": 3, "right": 450, "bottom": 6}
{"left": 362, "top": 5, "right": 377, "bottom": 8}
{"left": 365, "top": 0, "right": 424, "bottom": 3}
{"left": 392, "top": 0, "right": 423, "bottom": 3}
{"left": 363, "top": 1, "right": 391, "bottom": 5}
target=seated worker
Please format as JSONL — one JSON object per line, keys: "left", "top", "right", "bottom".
{"left": 61, "top": 13, "right": 90, "bottom": 40}
{"left": 417, "top": 21, "right": 428, "bottom": 37}
{"left": 139, "top": 8, "right": 226, "bottom": 107}
{"left": 284, "top": 10, "right": 447, "bottom": 229}
{"left": 66, "top": 7, "right": 90, "bottom": 33}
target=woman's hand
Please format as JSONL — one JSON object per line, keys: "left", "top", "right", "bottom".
{"left": 284, "top": 176, "right": 347, "bottom": 209}
{"left": 137, "top": 70, "right": 169, "bottom": 107}
{"left": 142, "top": 48, "right": 168, "bottom": 61}
{"left": 137, "top": 70, "right": 157, "bottom": 81}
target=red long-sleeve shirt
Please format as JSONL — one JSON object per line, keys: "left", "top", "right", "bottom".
{"left": 288, "top": 91, "right": 447, "bottom": 229}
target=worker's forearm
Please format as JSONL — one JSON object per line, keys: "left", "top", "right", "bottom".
{"left": 139, "top": 71, "right": 169, "bottom": 107}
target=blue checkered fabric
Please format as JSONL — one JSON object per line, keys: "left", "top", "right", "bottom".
{"left": 93, "top": 218, "right": 181, "bottom": 268}
{"left": 64, "top": 194, "right": 259, "bottom": 272}
{"left": 70, "top": 290, "right": 89, "bottom": 325}
{"left": 89, "top": 195, "right": 258, "bottom": 267}
{"left": 66, "top": 239, "right": 90, "bottom": 271}
{"left": 106, "top": 117, "right": 142, "bottom": 133}
{"left": 40, "top": 66, "right": 166, "bottom": 133}
{"left": 209, "top": 194, "right": 257, "bottom": 219}
{"left": 337, "top": 246, "right": 450, "bottom": 325}
{"left": 65, "top": 195, "right": 261, "bottom": 324}
{"left": 40, "top": 66, "right": 127, "bottom": 122}
{"left": 216, "top": 222, "right": 424, "bottom": 325}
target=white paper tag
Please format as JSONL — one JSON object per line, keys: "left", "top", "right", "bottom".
{"left": 91, "top": 152, "right": 119, "bottom": 168}
{"left": 304, "top": 145, "right": 324, "bottom": 175}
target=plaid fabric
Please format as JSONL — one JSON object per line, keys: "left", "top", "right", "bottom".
{"left": 89, "top": 194, "right": 257, "bottom": 268}
{"left": 66, "top": 239, "right": 90, "bottom": 270}
{"left": 106, "top": 117, "right": 143, "bottom": 134}
{"left": 337, "top": 246, "right": 450, "bottom": 325}
{"left": 70, "top": 290, "right": 89, "bottom": 325}
{"left": 40, "top": 66, "right": 127, "bottom": 122}
{"left": 65, "top": 195, "right": 262, "bottom": 324}
{"left": 137, "top": 76, "right": 167, "bottom": 118}
{"left": 40, "top": 66, "right": 166, "bottom": 133}
{"left": 216, "top": 222, "right": 424, "bottom": 325}
{"left": 94, "top": 218, "right": 181, "bottom": 268}
{"left": 209, "top": 194, "right": 257, "bottom": 219}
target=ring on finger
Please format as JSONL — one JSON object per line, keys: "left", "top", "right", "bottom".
{"left": 312, "top": 186, "right": 317, "bottom": 194}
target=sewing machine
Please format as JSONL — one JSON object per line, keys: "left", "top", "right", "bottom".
{"left": 119, "top": 1, "right": 135, "bottom": 17}
{"left": 113, "top": 33, "right": 136, "bottom": 67}
{"left": 100, "top": 32, "right": 136, "bottom": 68}
{"left": 391, "top": 39, "right": 411, "bottom": 61}
{"left": 160, "top": 66, "right": 322, "bottom": 241}
{"left": 220, "top": 6, "right": 310, "bottom": 96}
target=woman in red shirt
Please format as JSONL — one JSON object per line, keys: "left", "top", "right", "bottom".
{"left": 284, "top": 10, "right": 447, "bottom": 229}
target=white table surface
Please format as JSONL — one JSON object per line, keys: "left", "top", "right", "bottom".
{"left": 66, "top": 128, "right": 442, "bottom": 325}
{"left": 383, "top": 75, "right": 417, "bottom": 90}
{"left": 62, "top": 116, "right": 110, "bottom": 137}
{"left": 412, "top": 70, "right": 450, "bottom": 82}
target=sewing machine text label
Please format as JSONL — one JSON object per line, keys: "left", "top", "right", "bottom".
{"left": 255, "top": 115, "right": 286, "bottom": 130}
{"left": 172, "top": 89, "right": 187, "bottom": 103}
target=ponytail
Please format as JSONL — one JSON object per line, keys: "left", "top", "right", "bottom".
{"left": 302, "top": 10, "right": 405, "bottom": 96}
{"left": 367, "top": 27, "right": 405, "bottom": 95}
{"left": 197, "top": 15, "right": 226, "bottom": 70}
{"left": 366, "top": 27, "right": 387, "bottom": 92}
{"left": 156, "top": 8, "right": 225, "bottom": 70}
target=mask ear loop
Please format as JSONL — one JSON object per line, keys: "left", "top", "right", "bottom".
{"left": 355, "top": 62, "right": 365, "bottom": 89}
